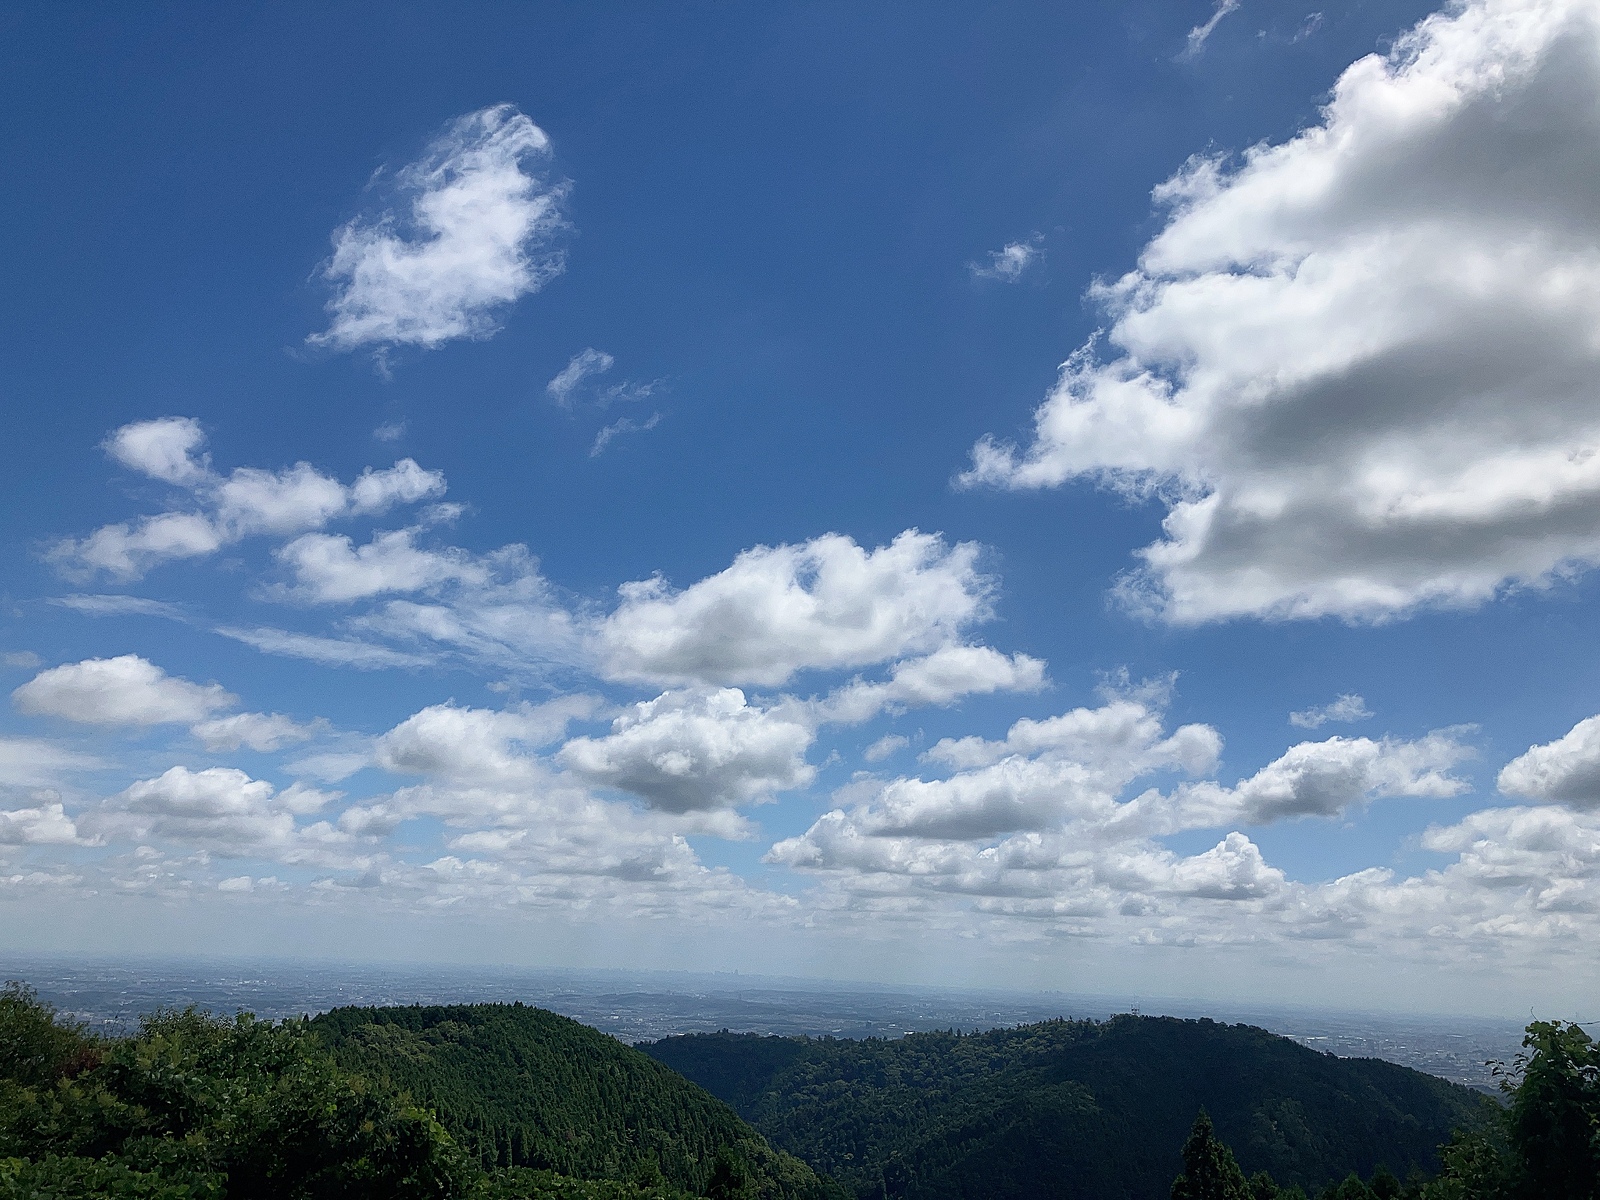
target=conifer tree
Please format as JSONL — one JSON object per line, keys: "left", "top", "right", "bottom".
{"left": 1172, "top": 1109, "right": 1252, "bottom": 1200}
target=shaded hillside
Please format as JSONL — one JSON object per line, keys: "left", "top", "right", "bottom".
{"left": 313, "top": 1002, "right": 836, "bottom": 1199}
{"left": 643, "top": 1015, "right": 1494, "bottom": 1200}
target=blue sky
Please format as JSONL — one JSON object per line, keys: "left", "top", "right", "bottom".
{"left": 4, "top": 0, "right": 1600, "bottom": 1015}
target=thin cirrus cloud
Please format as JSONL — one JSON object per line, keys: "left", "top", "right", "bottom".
{"left": 963, "top": 0, "right": 1600, "bottom": 625}
{"left": 50, "top": 417, "right": 445, "bottom": 581}
{"left": 214, "top": 626, "right": 437, "bottom": 671}
{"left": 48, "top": 595, "right": 187, "bottom": 620}
{"left": 1179, "top": 0, "right": 1240, "bottom": 60}
{"left": 590, "top": 413, "right": 661, "bottom": 457}
{"left": 969, "top": 238, "right": 1041, "bottom": 282}
{"left": 546, "top": 348, "right": 614, "bottom": 406}
{"left": 308, "top": 104, "right": 567, "bottom": 355}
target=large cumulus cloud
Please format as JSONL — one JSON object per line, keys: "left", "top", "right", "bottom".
{"left": 964, "top": 0, "right": 1600, "bottom": 623}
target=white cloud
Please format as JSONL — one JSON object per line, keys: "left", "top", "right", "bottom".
{"left": 547, "top": 348, "right": 614, "bottom": 406}
{"left": 309, "top": 105, "right": 566, "bottom": 353}
{"left": 778, "top": 695, "right": 1220, "bottom": 846}
{"left": 863, "top": 735, "right": 909, "bottom": 763}
{"left": 815, "top": 644, "right": 1047, "bottom": 726}
{"left": 2, "top": 653, "right": 42, "bottom": 670}
{"left": 0, "top": 799, "right": 91, "bottom": 846}
{"left": 376, "top": 699, "right": 596, "bottom": 786}
{"left": 969, "top": 238, "right": 1040, "bottom": 282}
{"left": 214, "top": 626, "right": 436, "bottom": 670}
{"left": 191, "top": 712, "right": 320, "bottom": 753}
{"left": 925, "top": 694, "right": 1220, "bottom": 774}
{"left": 1180, "top": 0, "right": 1240, "bottom": 60}
{"left": 104, "top": 416, "right": 209, "bottom": 484}
{"left": 1289, "top": 693, "right": 1374, "bottom": 729}
{"left": 52, "top": 418, "right": 446, "bottom": 580}
{"left": 769, "top": 699, "right": 1471, "bottom": 941}
{"left": 1499, "top": 714, "right": 1600, "bottom": 809}
{"left": 964, "top": 0, "right": 1600, "bottom": 623}
{"left": 1157, "top": 731, "right": 1472, "bottom": 829}
{"left": 54, "top": 512, "right": 225, "bottom": 581}
{"left": 13, "top": 656, "right": 234, "bottom": 727}
{"left": 373, "top": 420, "right": 408, "bottom": 443}
{"left": 596, "top": 531, "right": 993, "bottom": 687}
{"left": 559, "top": 688, "right": 815, "bottom": 813}
{"left": 274, "top": 528, "right": 490, "bottom": 603}
{"left": 590, "top": 413, "right": 661, "bottom": 457}
{"left": 88, "top": 766, "right": 358, "bottom": 864}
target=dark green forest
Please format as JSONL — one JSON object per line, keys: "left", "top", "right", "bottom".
{"left": 2, "top": 981, "right": 1596, "bottom": 1200}
{"left": 0, "top": 984, "right": 829, "bottom": 1200}
{"left": 642, "top": 1017, "right": 1492, "bottom": 1199}
{"left": 310, "top": 1004, "right": 827, "bottom": 1198}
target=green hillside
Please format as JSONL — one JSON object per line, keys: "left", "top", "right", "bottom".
{"left": 642, "top": 1015, "right": 1495, "bottom": 1199}
{"left": 311, "top": 1003, "right": 834, "bottom": 1199}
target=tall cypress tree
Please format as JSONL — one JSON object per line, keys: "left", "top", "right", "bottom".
{"left": 1172, "top": 1109, "right": 1252, "bottom": 1200}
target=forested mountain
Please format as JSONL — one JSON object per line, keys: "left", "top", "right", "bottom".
{"left": 642, "top": 1015, "right": 1494, "bottom": 1200}
{"left": 0, "top": 984, "right": 831, "bottom": 1200}
{"left": 311, "top": 1003, "right": 830, "bottom": 1198}
{"left": 6, "top": 981, "right": 1595, "bottom": 1200}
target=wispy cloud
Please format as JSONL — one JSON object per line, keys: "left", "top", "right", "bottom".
{"left": 215, "top": 626, "right": 436, "bottom": 670}
{"left": 546, "top": 348, "right": 614, "bottom": 406}
{"left": 1180, "top": 0, "right": 1240, "bottom": 60}
{"left": 1289, "top": 694, "right": 1374, "bottom": 730}
{"left": 308, "top": 105, "right": 567, "bottom": 356}
{"left": 590, "top": 413, "right": 661, "bottom": 457}
{"left": 373, "top": 420, "right": 408, "bottom": 443}
{"left": 969, "top": 237, "right": 1041, "bottom": 283}
{"left": 50, "top": 594, "right": 186, "bottom": 620}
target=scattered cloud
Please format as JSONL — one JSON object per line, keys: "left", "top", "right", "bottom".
{"left": 1289, "top": 693, "right": 1373, "bottom": 730}
{"left": 815, "top": 644, "right": 1047, "bottom": 726}
{"left": 1499, "top": 714, "right": 1600, "bottom": 810}
{"left": 0, "top": 799, "right": 91, "bottom": 846}
{"left": 373, "top": 420, "right": 408, "bottom": 442}
{"left": 969, "top": 237, "right": 1041, "bottom": 282}
{"left": 596, "top": 531, "right": 993, "bottom": 688}
{"left": 105, "top": 416, "right": 209, "bottom": 484}
{"left": 964, "top": 0, "right": 1600, "bottom": 624}
{"left": 273, "top": 527, "right": 493, "bottom": 603}
{"left": 863, "top": 734, "right": 909, "bottom": 763}
{"left": 12, "top": 656, "right": 234, "bottom": 727}
{"left": 191, "top": 712, "right": 321, "bottom": 753}
{"left": 1293, "top": 12, "right": 1324, "bottom": 42}
{"left": 85, "top": 766, "right": 361, "bottom": 866}
{"left": 1156, "top": 731, "right": 1472, "bottom": 829}
{"left": 559, "top": 688, "right": 815, "bottom": 813}
{"left": 1180, "top": 0, "right": 1240, "bottom": 60}
{"left": 376, "top": 699, "right": 593, "bottom": 785}
{"left": 1, "top": 653, "right": 42, "bottom": 670}
{"left": 590, "top": 413, "right": 661, "bottom": 457}
{"left": 309, "top": 105, "right": 567, "bottom": 354}
{"left": 51, "top": 418, "right": 445, "bottom": 580}
{"left": 546, "top": 348, "right": 614, "bottom": 406}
